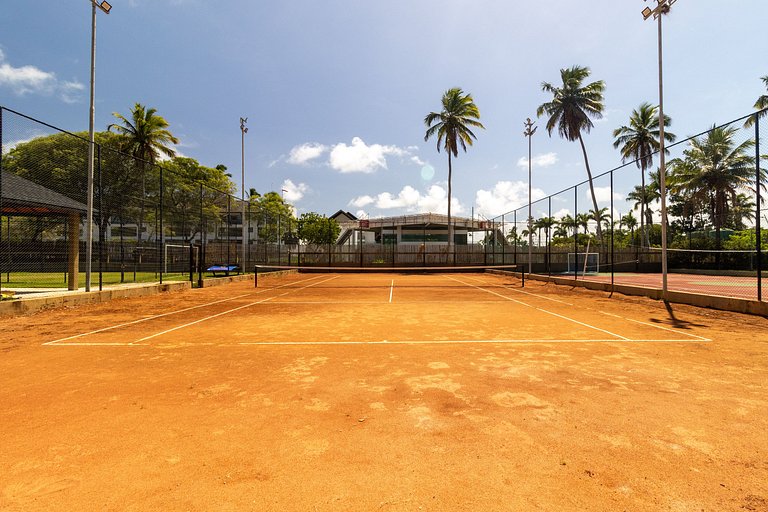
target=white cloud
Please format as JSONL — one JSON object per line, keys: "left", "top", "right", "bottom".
{"left": 281, "top": 178, "right": 309, "bottom": 202}
{"left": 591, "top": 186, "right": 624, "bottom": 204}
{"left": 329, "top": 137, "right": 406, "bottom": 173}
{"left": 0, "top": 49, "right": 84, "bottom": 102}
{"left": 474, "top": 181, "right": 546, "bottom": 218}
{"left": 349, "top": 184, "right": 463, "bottom": 215}
{"left": 287, "top": 143, "right": 327, "bottom": 165}
{"left": 517, "top": 152, "right": 558, "bottom": 169}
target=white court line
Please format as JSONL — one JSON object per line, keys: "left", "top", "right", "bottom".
{"left": 466, "top": 274, "right": 710, "bottom": 342}
{"left": 445, "top": 275, "right": 630, "bottom": 341}
{"left": 389, "top": 280, "right": 394, "bottom": 303}
{"left": 129, "top": 275, "right": 340, "bottom": 344}
{"left": 238, "top": 338, "right": 704, "bottom": 346}
{"left": 43, "top": 274, "right": 326, "bottom": 346}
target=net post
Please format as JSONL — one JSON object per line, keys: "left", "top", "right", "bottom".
{"left": 756, "top": 112, "right": 762, "bottom": 302}
{"left": 521, "top": 264, "right": 525, "bottom": 288}
{"left": 254, "top": 266, "right": 258, "bottom": 288}
{"left": 189, "top": 242, "right": 194, "bottom": 286}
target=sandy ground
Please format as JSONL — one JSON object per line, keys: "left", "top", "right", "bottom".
{"left": 0, "top": 273, "right": 767, "bottom": 511}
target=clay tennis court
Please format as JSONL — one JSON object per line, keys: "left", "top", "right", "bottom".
{"left": 582, "top": 271, "right": 766, "bottom": 301}
{"left": 1, "top": 270, "right": 767, "bottom": 511}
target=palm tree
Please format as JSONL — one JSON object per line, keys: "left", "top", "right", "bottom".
{"left": 109, "top": 104, "right": 179, "bottom": 244}
{"left": 536, "top": 216, "right": 557, "bottom": 248}
{"left": 576, "top": 213, "right": 591, "bottom": 236}
{"left": 667, "top": 125, "right": 760, "bottom": 248}
{"left": 612, "top": 103, "right": 676, "bottom": 247}
{"left": 621, "top": 211, "right": 638, "bottom": 241}
{"left": 537, "top": 66, "right": 606, "bottom": 243}
{"left": 590, "top": 207, "right": 611, "bottom": 236}
{"left": 424, "top": 88, "right": 485, "bottom": 254}
{"left": 627, "top": 184, "right": 656, "bottom": 230}
{"left": 744, "top": 76, "right": 768, "bottom": 128}
{"left": 559, "top": 214, "right": 578, "bottom": 237}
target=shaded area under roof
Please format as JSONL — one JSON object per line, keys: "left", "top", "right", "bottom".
{"left": 1, "top": 171, "right": 87, "bottom": 216}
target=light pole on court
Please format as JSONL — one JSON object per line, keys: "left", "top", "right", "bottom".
{"left": 524, "top": 118, "right": 537, "bottom": 276}
{"left": 642, "top": 0, "right": 677, "bottom": 298}
{"left": 85, "top": 0, "right": 112, "bottom": 292}
{"left": 240, "top": 117, "right": 248, "bottom": 272}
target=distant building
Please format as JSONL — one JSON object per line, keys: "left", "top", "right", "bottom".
{"left": 333, "top": 212, "right": 504, "bottom": 246}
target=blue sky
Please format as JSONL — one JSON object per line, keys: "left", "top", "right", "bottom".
{"left": 1, "top": 0, "right": 766, "bottom": 223}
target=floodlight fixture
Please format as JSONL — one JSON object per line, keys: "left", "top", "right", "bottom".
{"left": 96, "top": 1, "right": 112, "bottom": 14}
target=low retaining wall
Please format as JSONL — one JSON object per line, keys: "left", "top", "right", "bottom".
{"left": 488, "top": 270, "right": 768, "bottom": 317}
{"left": 0, "top": 281, "right": 191, "bottom": 317}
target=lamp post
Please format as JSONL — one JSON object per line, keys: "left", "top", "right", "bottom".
{"left": 642, "top": 0, "right": 676, "bottom": 298}
{"left": 524, "top": 118, "right": 537, "bottom": 275}
{"left": 85, "top": 0, "right": 112, "bottom": 292}
{"left": 240, "top": 117, "right": 248, "bottom": 272}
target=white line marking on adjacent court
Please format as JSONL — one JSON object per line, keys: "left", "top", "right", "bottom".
{"left": 467, "top": 274, "right": 710, "bottom": 342}
{"left": 445, "top": 275, "right": 630, "bottom": 341}
{"left": 43, "top": 274, "right": 326, "bottom": 346}
{"left": 389, "top": 280, "right": 394, "bottom": 303}
{"left": 129, "top": 275, "right": 340, "bottom": 344}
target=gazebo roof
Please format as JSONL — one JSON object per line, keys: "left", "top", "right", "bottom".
{"left": 1, "top": 171, "right": 87, "bottom": 216}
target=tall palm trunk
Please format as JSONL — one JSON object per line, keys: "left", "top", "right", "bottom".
{"left": 447, "top": 151, "right": 453, "bottom": 258}
{"left": 640, "top": 171, "right": 647, "bottom": 248}
{"left": 577, "top": 134, "right": 603, "bottom": 243}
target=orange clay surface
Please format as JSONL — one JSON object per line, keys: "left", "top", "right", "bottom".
{"left": 0, "top": 271, "right": 767, "bottom": 511}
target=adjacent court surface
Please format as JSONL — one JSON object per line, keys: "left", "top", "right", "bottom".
{"left": 1, "top": 270, "right": 767, "bottom": 511}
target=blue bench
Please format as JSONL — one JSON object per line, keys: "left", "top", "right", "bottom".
{"left": 206, "top": 264, "right": 240, "bottom": 277}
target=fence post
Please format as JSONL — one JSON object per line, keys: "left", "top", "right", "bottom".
{"left": 0, "top": 107, "right": 3, "bottom": 297}
{"left": 756, "top": 113, "right": 762, "bottom": 301}
{"left": 610, "top": 170, "right": 615, "bottom": 293}
{"left": 574, "top": 185, "right": 578, "bottom": 281}
{"left": 97, "top": 144, "right": 103, "bottom": 291}
{"left": 198, "top": 183, "right": 204, "bottom": 288}
{"left": 159, "top": 165, "right": 164, "bottom": 284}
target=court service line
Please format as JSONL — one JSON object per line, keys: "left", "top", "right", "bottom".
{"left": 465, "top": 274, "right": 709, "bottom": 342}
{"left": 445, "top": 275, "right": 630, "bottom": 341}
{"left": 43, "top": 274, "right": 326, "bottom": 346}
{"left": 129, "top": 275, "right": 341, "bottom": 344}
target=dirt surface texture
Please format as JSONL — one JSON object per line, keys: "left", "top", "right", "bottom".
{"left": 1, "top": 271, "right": 767, "bottom": 511}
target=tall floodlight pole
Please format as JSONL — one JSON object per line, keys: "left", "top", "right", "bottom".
{"left": 524, "top": 118, "right": 537, "bottom": 275}
{"left": 85, "top": 0, "right": 112, "bottom": 293}
{"left": 642, "top": 0, "right": 676, "bottom": 298}
{"left": 240, "top": 117, "right": 248, "bottom": 271}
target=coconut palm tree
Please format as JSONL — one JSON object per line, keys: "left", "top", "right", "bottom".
{"left": 744, "top": 76, "right": 768, "bottom": 128}
{"left": 612, "top": 103, "right": 676, "bottom": 247}
{"left": 627, "top": 184, "right": 656, "bottom": 229}
{"left": 109, "top": 104, "right": 179, "bottom": 244}
{"left": 536, "top": 216, "right": 557, "bottom": 248}
{"left": 424, "top": 88, "right": 485, "bottom": 254}
{"left": 576, "top": 213, "right": 591, "bottom": 236}
{"left": 667, "top": 125, "right": 760, "bottom": 248}
{"left": 559, "top": 214, "right": 578, "bottom": 237}
{"left": 537, "top": 66, "right": 605, "bottom": 242}
{"left": 590, "top": 207, "right": 611, "bottom": 235}
{"left": 621, "top": 211, "right": 638, "bottom": 241}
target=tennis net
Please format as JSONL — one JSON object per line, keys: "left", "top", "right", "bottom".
{"left": 253, "top": 264, "right": 524, "bottom": 289}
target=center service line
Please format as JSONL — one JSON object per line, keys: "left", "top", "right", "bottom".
{"left": 389, "top": 279, "right": 394, "bottom": 303}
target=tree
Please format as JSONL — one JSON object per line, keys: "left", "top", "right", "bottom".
{"left": 535, "top": 216, "right": 557, "bottom": 248}
{"left": 627, "top": 184, "right": 656, "bottom": 229}
{"left": 621, "top": 212, "right": 638, "bottom": 241}
{"left": 612, "top": 103, "right": 676, "bottom": 247}
{"left": 297, "top": 213, "right": 340, "bottom": 246}
{"left": 108, "top": 103, "right": 179, "bottom": 244}
{"left": 424, "top": 87, "right": 485, "bottom": 254}
{"left": 251, "top": 192, "right": 295, "bottom": 243}
{"left": 590, "top": 208, "right": 611, "bottom": 236}
{"left": 537, "top": 66, "right": 605, "bottom": 242}
{"left": 744, "top": 76, "right": 768, "bottom": 128}
{"left": 559, "top": 214, "right": 578, "bottom": 237}
{"left": 667, "top": 125, "right": 761, "bottom": 248}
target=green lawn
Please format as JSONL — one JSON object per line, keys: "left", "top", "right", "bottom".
{"left": 0, "top": 271, "right": 198, "bottom": 289}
